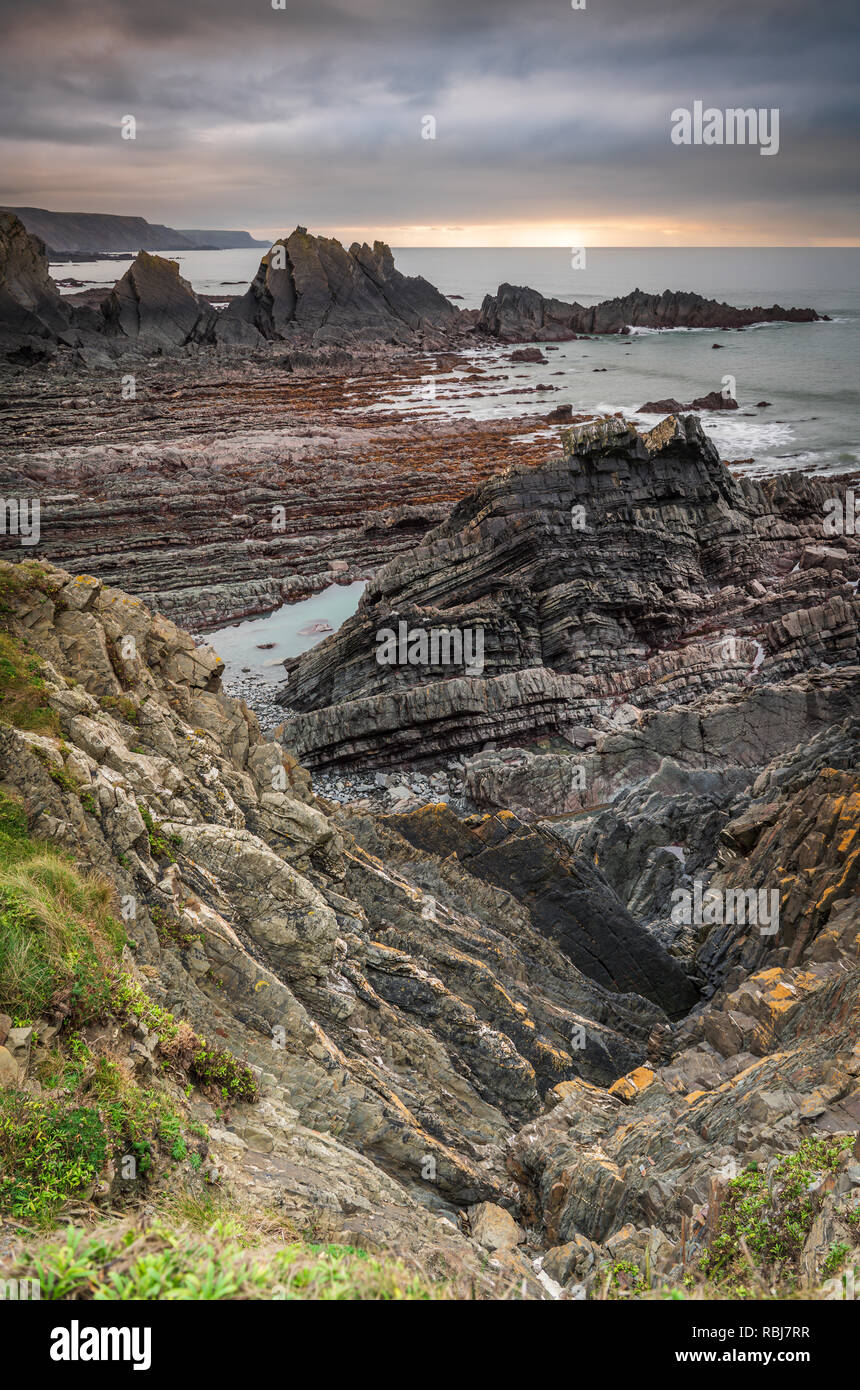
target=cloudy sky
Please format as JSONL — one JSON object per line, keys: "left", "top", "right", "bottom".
{"left": 0, "top": 0, "right": 857, "bottom": 245}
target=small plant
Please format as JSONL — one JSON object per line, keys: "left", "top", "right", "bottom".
{"left": 822, "top": 1241, "right": 850, "bottom": 1277}
{"left": 30, "top": 744, "right": 79, "bottom": 794}
{"left": 700, "top": 1134, "right": 855, "bottom": 1294}
{"left": 137, "top": 805, "right": 182, "bottom": 863}
{"left": 603, "top": 1258, "right": 647, "bottom": 1298}
{"left": 150, "top": 903, "right": 201, "bottom": 949}
{"left": 99, "top": 694, "right": 140, "bottom": 726}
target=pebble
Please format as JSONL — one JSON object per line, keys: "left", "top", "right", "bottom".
{"left": 225, "top": 676, "right": 468, "bottom": 810}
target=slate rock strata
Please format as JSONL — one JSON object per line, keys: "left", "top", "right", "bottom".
{"left": 278, "top": 414, "right": 860, "bottom": 769}
{"left": 0, "top": 355, "right": 560, "bottom": 629}
{"left": 1, "top": 559, "right": 855, "bottom": 1295}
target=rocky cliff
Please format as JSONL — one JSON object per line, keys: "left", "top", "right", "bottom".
{"left": 1, "top": 207, "right": 200, "bottom": 256}
{"left": 177, "top": 229, "right": 270, "bottom": 250}
{"left": 0, "top": 554, "right": 856, "bottom": 1298}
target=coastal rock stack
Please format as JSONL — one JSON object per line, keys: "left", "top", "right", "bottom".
{"left": 216, "top": 227, "right": 461, "bottom": 347}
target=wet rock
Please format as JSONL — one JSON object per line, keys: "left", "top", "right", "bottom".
{"left": 638, "top": 392, "right": 738, "bottom": 412}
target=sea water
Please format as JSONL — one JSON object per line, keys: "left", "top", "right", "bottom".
{"left": 51, "top": 245, "right": 860, "bottom": 473}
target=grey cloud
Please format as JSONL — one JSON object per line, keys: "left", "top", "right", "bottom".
{"left": 0, "top": 0, "right": 856, "bottom": 236}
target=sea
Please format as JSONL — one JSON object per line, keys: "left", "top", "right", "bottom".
{"left": 51, "top": 245, "right": 860, "bottom": 480}
{"left": 50, "top": 246, "right": 858, "bottom": 673}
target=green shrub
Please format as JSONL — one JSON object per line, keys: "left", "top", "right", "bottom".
{"left": 0, "top": 1092, "right": 108, "bottom": 1225}
{"left": 700, "top": 1134, "right": 855, "bottom": 1293}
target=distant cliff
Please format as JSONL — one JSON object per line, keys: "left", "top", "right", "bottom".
{"left": 177, "top": 229, "right": 270, "bottom": 249}
{"left": 0, "top": 207, "right": 198, "bottom": 256}
{"left": 0, "top": 207, "right": 266, "bottom": 257}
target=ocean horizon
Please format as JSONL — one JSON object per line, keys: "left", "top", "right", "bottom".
{"left": 51, "top": 245, "right": 860, "bottom": 478}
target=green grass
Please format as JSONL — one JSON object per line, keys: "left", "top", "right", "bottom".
{"left": 0, "top": 630, "right": 59, "bottom": 734}
{"left": 15, "top": 1222, "right": 456, "bottom": 1300}
{"left": 0, "top": 1093, "right": 109, "bottom": 1226}
{"left": 0, "top": 793, "right": 257, "bottom": 1228}
{"left": 0, "top": 795, "right": 124, "bottom": 1022}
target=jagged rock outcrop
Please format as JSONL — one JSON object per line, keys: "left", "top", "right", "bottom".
{"left": 0, "top": 211, "right": 80, "bottom": 355}
{"left": 0, "top": 216, "right": 211, "bottom": 361}
{"left": 100, "top": 251, "right": 216, "bottom": 349}
{"left": 279, "top": 415, "right": 860, "bottom": 769}
{"left": 0, "top": 214, "right": 824, "bottom": 366}
{"left": 217, "top": 228, "right": 460, "bottom": 347}
{"left": 477, "top": 283, "right": 822, "bottom": 340}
